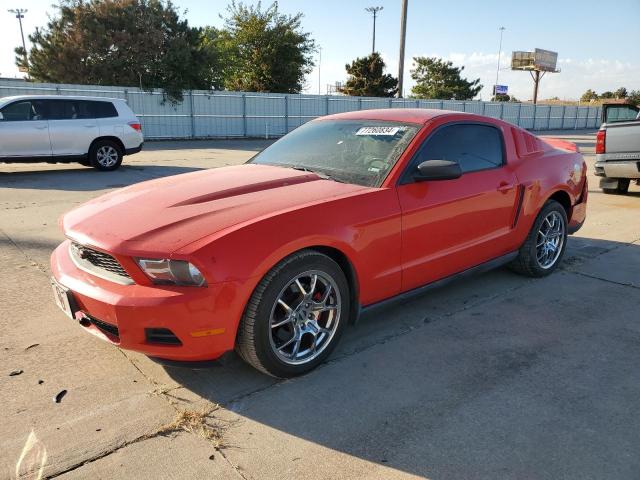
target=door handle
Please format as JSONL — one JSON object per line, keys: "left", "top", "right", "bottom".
{"left": 84, "top": 124, "right": 95, "bottom": 128}
{"left": 497, "top": 182, "right": 515, "bottom": 193}
{"left": 34, "top": 125, "right": 47, "bottom": 130}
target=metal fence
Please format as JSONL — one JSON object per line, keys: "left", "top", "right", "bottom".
{"left": 0, "top": 78, "right": 601, "bottom": 140}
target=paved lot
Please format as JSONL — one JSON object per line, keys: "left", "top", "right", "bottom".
{"left": 1, "top": 132, "right": 639, "bottom": 479}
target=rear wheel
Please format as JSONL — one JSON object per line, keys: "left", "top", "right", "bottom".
{"left": 602, "top": 178, "right": 630, "bottom": 194}
{"left": 509, "top": 200, "right": 568, "bottom": 277}
{"left": 90, "top": 139, "right": 123, "bottom": 171}
{"left": 236, "top": 250, "right": 349, "bottom": 378}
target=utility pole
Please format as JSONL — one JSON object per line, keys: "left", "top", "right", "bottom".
{"left": 8, "top": 8, "right": 28, "bottom": 70}
{"left": 397, "top": 0, "right": 408, "bottom": 98}
{"left": 494, "top": 26, "right": 505, "bottom": 98}
{"left": 318, "top": 46, "right": 322, "bottom": 95}
{"left": 365, "top": 6, "right": 383, "bottom": 54}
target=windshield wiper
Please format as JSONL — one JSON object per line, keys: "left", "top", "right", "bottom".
{"left": 289, "top": 165, "right": 346, "bottom": 183}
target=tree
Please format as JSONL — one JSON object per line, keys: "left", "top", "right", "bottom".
{"left": 628, "top": 90, "right": 640, "bottom": 106}
{"left": 600, "top": 91, "right": 615, "bottom": 99}
{"left": 580, "top": 89, "right": 598, "bottom": 102}
{"left": 410, "top": 57, "right": 482, "bottom": 100}
{"left": 492, "top": 93, "right": 519, "bottom": 102}
{"left": 614, "top": 87, "right": 628, "bottom": 99}
{"left": 339, "top": 53, "right": 398, "bottom": 97}
{"left": 19, "top": 0, "right": 216, "bottom": 102}
{"left": 217, "top": 1, "right": 315, "bottom": 93}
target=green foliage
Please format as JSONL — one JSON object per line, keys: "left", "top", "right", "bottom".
{"left": 21, "top": 0, "right": 214, "bottom": 102}
{"left": 216, "top": 1, "right": 315, "bottom": 93}
{"left": 614, "top": 87, "right": 628, "bottom": 99}
{"left": 580, "top": 89, "right": 599, "bottom": 102}
{"left": 410, "top": 57, "right": 482, "bottom": 100}
{"left": 492, "top": 93, "right": 519, "bottom": 102}
{"left": 628, "top": 90, "right": 640, "bottom": 105}
{"left": 339, "top": 53, "right": 398, "bottom": 97}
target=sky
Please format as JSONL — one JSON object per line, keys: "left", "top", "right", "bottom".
{"left": 1, "top": 0, "right": 639, "bottom": 101}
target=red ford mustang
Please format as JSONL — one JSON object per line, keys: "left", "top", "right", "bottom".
{"left": 51, "top": 109, "right": 588, "bottom": 377}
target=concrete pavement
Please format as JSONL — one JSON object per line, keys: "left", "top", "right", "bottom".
{"left": 1, "top": 132, "right": 639, "bottom": 479}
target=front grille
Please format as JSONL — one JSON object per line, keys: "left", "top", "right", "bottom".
{"left": 84, "top": 315, "right": 120, "bottom": 340}
{"left": 70, "top": 242, "right": 133, "bottom": 285}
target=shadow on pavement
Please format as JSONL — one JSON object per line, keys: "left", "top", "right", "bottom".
{"left": 160, "top": 237, "right": 640, "bottom": 479}
{"left": 0, "top": 165, "right": 203, "bottom": 191}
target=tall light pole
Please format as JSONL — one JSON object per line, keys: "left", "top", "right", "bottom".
{"left": 365, "top": 6, "right": 383, "bottom": 54}
{"left": 8, "top": 8, "right": 28, "bottom": 70}
{"left": 494, "top": 26, "right": 506, "bottom": 98}
{"left": 318, "top": 46, "right": 322, "bottom": 95}
{"left": 397, "top": 0, "right": 408, "bottom": 98}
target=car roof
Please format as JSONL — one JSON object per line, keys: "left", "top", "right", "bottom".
{"left": 320, "top": 108, "right": 472, "bottom": 125}
{"left": 0, "top": 95, "right": 124, "bottom": 104}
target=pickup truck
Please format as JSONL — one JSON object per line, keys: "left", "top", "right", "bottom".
{"left": 594, "top": 102, "right": 640, "bottom": 194}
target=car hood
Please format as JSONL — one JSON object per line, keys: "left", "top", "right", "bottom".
{"left": 63, "top": 164, "right": 369, "bottom": 255}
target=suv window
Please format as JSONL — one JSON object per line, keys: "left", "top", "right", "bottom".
{"left": 411, "top": 124, "right": 504, "bottom": 176}
{"left": 44, "top": 100, "right": 118, "bottom": 120}
{"left": 89, "top": 101, "right": 118, "bottom": 118}
{"left": 0, "top": 100, "right": 46, "bottom": 121}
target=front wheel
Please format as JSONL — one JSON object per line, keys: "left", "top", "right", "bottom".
{"left": 509, "top": 200, "right": 568, "bottom": 277}
{"left": 236, "top": 250, "right": 350, "bottom": 378}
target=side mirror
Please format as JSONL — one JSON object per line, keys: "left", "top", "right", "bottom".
{"left": 0, "top": 112, "right": 4, "bottom": 121}
{"left": 414, "top": 160, "right": 462, "bottom": 181}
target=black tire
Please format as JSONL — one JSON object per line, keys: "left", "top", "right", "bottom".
{"left": 602, "top": 178, "right": 630, "bottom": 195}
{"left": 89, "top": 139, "right": 123, "bottom": 171}
{"left": 236, "top": 250, "right": 350, "bottom": 378}
{"left": 509, "top": 200, "right": 568, "bottom": 278}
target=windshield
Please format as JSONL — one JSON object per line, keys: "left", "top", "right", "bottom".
{"left": 249, "top": 119, "right": 420, "bottom": 187}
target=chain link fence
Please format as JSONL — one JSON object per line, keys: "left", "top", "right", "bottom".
{"left": 0, "top": 79, "right": 601, "bottom": 140}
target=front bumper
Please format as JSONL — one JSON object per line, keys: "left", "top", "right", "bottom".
{"left": 50, "top": 240, "right": 253, "bottom": 362}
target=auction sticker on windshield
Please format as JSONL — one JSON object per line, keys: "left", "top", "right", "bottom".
{"left": 355, "top": 126, "right": 401, "bottom": 136}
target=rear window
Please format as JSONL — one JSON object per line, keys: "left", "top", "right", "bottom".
{"left": 605, "top": 105, "right": 639, "bottom": 123}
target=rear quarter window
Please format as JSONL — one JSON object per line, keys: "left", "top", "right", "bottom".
{"left": 87, "top": 101, "right": 118, "bottom": 118}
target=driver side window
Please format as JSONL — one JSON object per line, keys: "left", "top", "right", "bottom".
{"left": 0, "top": 100, "right": 46, "bottom": 121}
{"left": 414, "top": 123, "right": 504, "bottom": 175}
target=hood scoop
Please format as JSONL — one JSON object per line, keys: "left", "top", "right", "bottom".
{"left": 170, "top": 172, "right": 320, "bottom": 208}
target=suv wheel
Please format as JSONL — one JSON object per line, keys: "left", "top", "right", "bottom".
{"left": 90, "top": 140, "right": 123, "bottom": 171}
{"left": 236, "top": 250, "right": 350, "bottom": 378}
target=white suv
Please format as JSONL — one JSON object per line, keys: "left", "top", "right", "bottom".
{"left": 0, "top": 95, "right": 143, "bottom": 171}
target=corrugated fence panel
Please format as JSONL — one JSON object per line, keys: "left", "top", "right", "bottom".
{"left": 0, "top": 79, "right": 601, "bottom": 139}
{"left": 193, "top": 92, "right": 244, "bottom": 137}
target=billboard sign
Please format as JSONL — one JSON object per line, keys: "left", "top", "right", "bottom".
{"left": 494, "top": 85, "right": 508, "bottom": 95}
{"left": 534, "top": 49, "right": 558, "bottom": 72}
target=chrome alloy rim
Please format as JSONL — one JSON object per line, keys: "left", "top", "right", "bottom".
{"left": 536, "top": 211, "right": 565, "bottom": 269}
{"left": 269, "top": 270, "right": 341, "bottom": 365}
{"left": 96, "top": 146, "right": 118, "bottom": 167}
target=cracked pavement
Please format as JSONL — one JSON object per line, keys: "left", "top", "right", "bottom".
{"left": 1, "top": 133, "right": 639, "bottom": 479}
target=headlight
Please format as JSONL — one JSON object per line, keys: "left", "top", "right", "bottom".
{"left": 136, "top": 258, "right": 207, "bottom": 287}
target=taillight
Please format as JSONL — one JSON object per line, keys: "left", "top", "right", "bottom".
{"left": 595, "top": 129, "right": 605, "bottom": 154}
{"left": 128, "top": 121, "right": 142, "bottom": 132}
